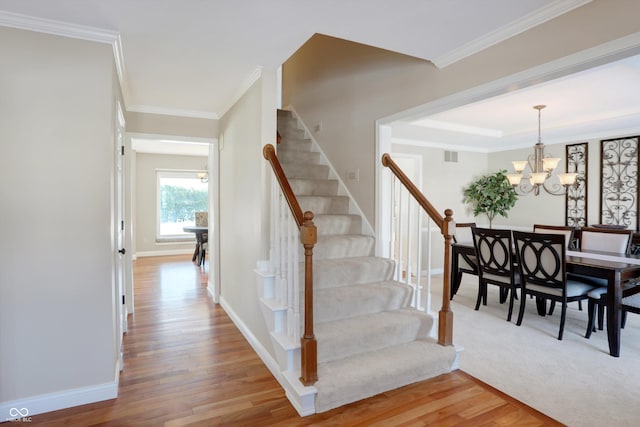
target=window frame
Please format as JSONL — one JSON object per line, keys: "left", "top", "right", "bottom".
{"left": 155, "top": 169, "right": 208, "bottom": 242}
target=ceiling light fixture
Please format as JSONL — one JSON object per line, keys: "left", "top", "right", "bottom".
{"left": 506, "top": 105, "right": 577, "bottom": 196}
{"left": 197, "top": 166, "right": 208, "bottom": 183}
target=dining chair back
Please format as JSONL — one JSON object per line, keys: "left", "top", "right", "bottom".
{"left": 533, "top": 224, "right": 575, "bottom": 249}
{"left": 513, "top": 231, "right": 596, "bottom": 340}
{"left": 451, "top": 222, "right": 478, "bottom": 299}
{"left": 471, "top": 227, "right": 519, "bottom": 321}
{"left": 579, "top": 227, "right": 633, "bottom": 254}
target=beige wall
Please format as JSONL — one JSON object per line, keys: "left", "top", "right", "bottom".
{"left": 0, "top": 28, "right": 118, "bottom": 408}
{"left": 218, "top": 71, "right": 277, "bottom": 358}
{"left": 134, "top": 152, "right": 208, "bottom": 255}
{"left": 282, "top": 0, "right": 640, "bottom": 226}
{"left": 126, "top": 111, "right": 218, "bottom": 139}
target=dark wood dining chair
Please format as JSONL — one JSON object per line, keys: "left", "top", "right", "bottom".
{"left": 573, "top": 227, "right": 636, "bottom": 336}
{"left": 513, "top": 231, "right": 596, "bottom": 340}
{"left": 471, "top": 227, "right": 520, "bottom": 321}
{"left": 533, "top": 224, "right": 576, "bottom": 249}
{"left": 534, "top": 224, "right": 579, "bottom": 313}
{"left": 451, "top": 222, "right": 478, "bottom": 299}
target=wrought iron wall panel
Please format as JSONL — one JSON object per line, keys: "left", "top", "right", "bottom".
{"left": 600, "top": 137, "right": 640, "bottom": 231}
{"left": 565, "top": 143, "right": 588, "bottom": 227}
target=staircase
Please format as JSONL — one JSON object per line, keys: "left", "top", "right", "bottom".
{"left": 259, "top": 109, "right": 457, "bottom": 414}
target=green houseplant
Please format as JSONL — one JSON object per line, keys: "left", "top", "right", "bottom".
{"left": 463, "top": 170, "right": 518, "bottom": 228}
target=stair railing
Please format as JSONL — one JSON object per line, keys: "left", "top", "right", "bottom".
{"left": 381, "top": 153, "right": 454, "bottom": 346}
{"left": 263, "top": 143, "right": 318, "bottom": 385}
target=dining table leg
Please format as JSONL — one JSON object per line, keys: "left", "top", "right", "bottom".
{"left": 606, "top": 270, "right": 622, "bottom": 357}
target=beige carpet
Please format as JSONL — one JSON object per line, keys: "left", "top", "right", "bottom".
{"left": 431, "top": 273, "right": 640, "bottom": 427}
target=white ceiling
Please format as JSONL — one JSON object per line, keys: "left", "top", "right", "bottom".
{"left": 391, "top": 53, "right": 640, "bottom": 152}
{"left": 3, "top": 0, "right": 635, "bottom": 154}
{"left": 0, "top": 0, "right": 590, "bottom": 120}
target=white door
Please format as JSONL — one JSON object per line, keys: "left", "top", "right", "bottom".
{"left": 115, "top": 102, "right": 127, "bottom": 369}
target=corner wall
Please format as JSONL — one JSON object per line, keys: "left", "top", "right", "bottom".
{"left": 0, "top": 27, "right": 118, "bottom": 415}
{"left": 218, "top": 70, "right": 277, "bottom": 361}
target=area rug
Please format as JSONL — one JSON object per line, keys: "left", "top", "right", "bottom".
{"left": 430, "top": 274, "right": 640, "bottom": 427}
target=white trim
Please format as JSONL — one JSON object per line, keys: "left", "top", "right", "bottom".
{"left": 126, "top": 104, "right": 219, "bottom": 120}
{"left": 0, "top": 11, "right": 132, "bottom": 107}
{"left": 220, "top": 67, "right": 264, "bottom": 117}
{"left": 135, "top": 249, "right": 194, "bottom": 257}
{"left": 112, "top": 36, "right": 129, "bottom": 105}
{"left": 432, "top": 0, "right": 593, "bottom": 68}
{"left": 392, "top": 137, "right": 489, "bottom": 154}
{"left": 0, "top": 11, "right": 118, "bottom": 43}
{"left": 0, "top": 363, "right": 118, "bottom": 420}
{"left": 207, "top": 140, "right": 221, "bottom": 304}
{"left": 376, "top": 123, "right": 393, "bottom": 257}
{"left": 219, "top": 295, "right": 317, "bottom": 416}
{"left": 129, "top": 132, "right": 216, "bottom": 145}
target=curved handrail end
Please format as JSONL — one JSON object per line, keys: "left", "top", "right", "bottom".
{"left": 263, "top": 143, "right": 275, "bottom": 159}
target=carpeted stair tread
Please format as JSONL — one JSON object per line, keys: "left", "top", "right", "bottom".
{"left": 315, "top": 309, "right": 434, "bottom": 363}
{"left": 277, "top": 149, "right": 320, "bottom": 165}
{"left": 282, "top": 163, "right": 330, "bottom": 180}
{"left": 313, "top": 214, "right": 362, "bottom": 235}
{"left": 314, "top": 338, "right": 456, "bottom": 412}
{"left": 289, "top": 178, "right": 339, "bottom": 196}
{"left": 305, "top": 256, "right": 395, "bottom": 289}
{"left": 297, "top": 195, "right": 350, "bottom": 214}
{"left": 310, "top": 281, "right": 413, "bottom": 324}
{"left": 311, "top": 234, "right": 375, "bottom": 259}
{"left": 278, "top": 139, "right": 312, "bottom": 152}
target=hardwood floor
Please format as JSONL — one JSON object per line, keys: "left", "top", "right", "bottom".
{"left": 30, "top": 255, "right": 563, "bottom": 426}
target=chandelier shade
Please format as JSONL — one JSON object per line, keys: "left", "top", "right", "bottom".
{"left": 508, "top": 105, "right": 577, "bottom": 196}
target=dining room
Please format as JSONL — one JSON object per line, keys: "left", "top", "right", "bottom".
{"left": 376, "top": 50, "right": 640, "bottom": 426}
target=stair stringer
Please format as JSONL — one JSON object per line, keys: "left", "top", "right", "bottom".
{"left": 254, "top": 264, "right": 317, "bottom": 416}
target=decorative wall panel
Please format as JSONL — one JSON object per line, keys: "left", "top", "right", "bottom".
{"left": 600, "top": 137, "right": 640, "bottom": 231}
{"left": 565, "top": 142, "right": 588, "bottom": 227}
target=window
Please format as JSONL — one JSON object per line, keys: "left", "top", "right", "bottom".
{"left": 156, "top": 170, "right": 208, "bottom": 240}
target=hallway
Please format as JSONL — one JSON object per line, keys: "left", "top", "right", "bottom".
{"left": 31, "top": 255, "right": 560, "bottom": 426}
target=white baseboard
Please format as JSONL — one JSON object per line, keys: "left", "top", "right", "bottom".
{"left": 219, "top": 296, "right": 317, "bottom": 416}
{"left": 135, "top": 249, "right": 194, "bottom": 257}
{"left": 1, "top": 362, "right": 119, "bottom": 421}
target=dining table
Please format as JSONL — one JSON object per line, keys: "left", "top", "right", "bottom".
{"left": 451, "top": 241, "right": 640, "bottom": 357}
{"left": 183, "top": 225, "right": 208, "bottom": 266}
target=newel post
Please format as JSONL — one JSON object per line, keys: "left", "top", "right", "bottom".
{"left": 299, "top": 211, "right": 318, "bottom": 385}
{"left": 438, "top": 209, "right": 455, "bottom": 346}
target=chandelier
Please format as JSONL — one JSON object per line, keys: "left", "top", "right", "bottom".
{"left": 506, "top": 105, "right": 577, "bottom": 196}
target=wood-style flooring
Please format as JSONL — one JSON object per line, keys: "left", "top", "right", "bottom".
{"left": 30, "top": 255, "right": 563, "bottom": 426}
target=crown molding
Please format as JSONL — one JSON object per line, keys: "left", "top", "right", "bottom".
{"left": 219, "top": 66, "right": 263, "bottom": 117}
{"left": 0, "top": 11, "right": 132, "bottom": 107}
{"left": 432, "top": 0, "right": 592, "bottom": 68}
{"left": 0, "top": 10, "right": 118, "bottom": 43}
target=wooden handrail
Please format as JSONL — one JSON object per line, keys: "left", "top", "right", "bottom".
{"left": 263, "top": 144, "right": 304, "bottom": 227}
{"left": 382, "top": 153, "right": 454, "bottom": 346}
{"left": 263, "top": 143, "right": 318, "bottom": 385}
{"left": 381, "top": 153, "right": 444, "bottom": 230}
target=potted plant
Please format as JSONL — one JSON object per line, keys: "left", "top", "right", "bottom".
{"left": 463, "top": 170, "right": 518, "bottom": 228}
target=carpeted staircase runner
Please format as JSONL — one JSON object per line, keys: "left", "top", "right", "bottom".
{"left": 276, "top": 109, "right": 456, "bottom": 413}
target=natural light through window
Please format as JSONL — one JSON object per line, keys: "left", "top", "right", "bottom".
{"left": 156, "top": 170, "right": 208, "bottom": 239}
